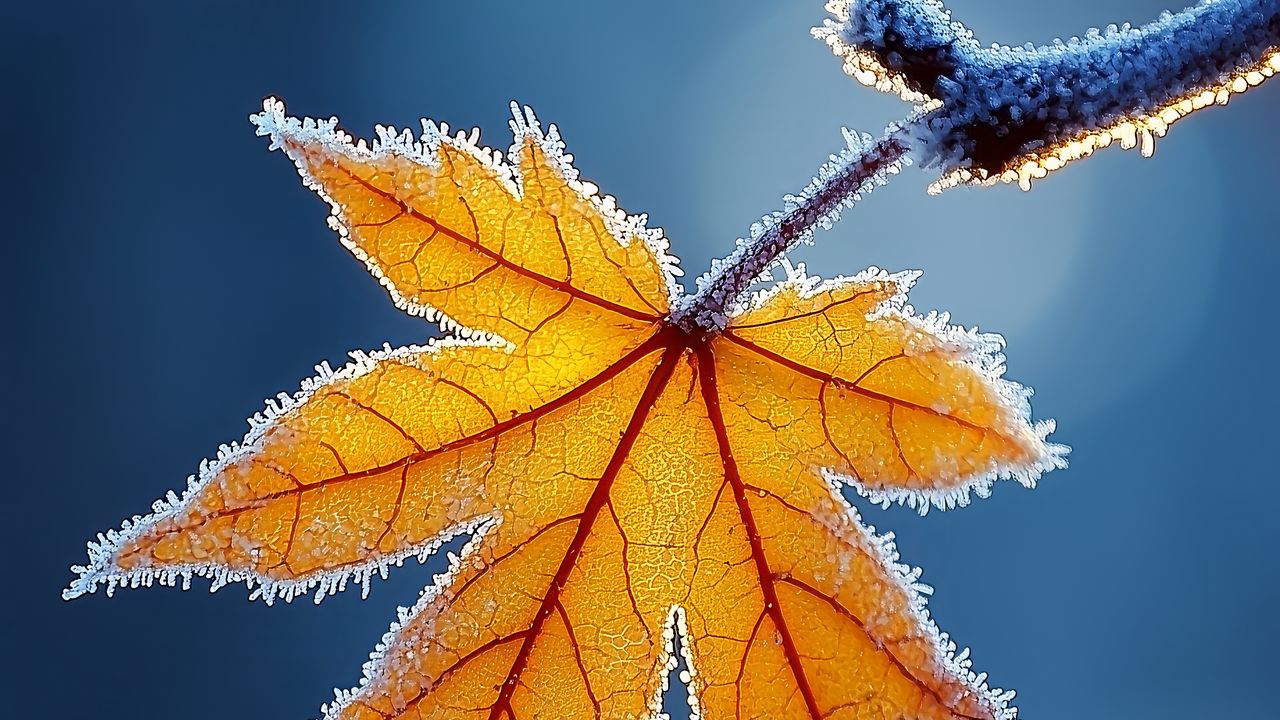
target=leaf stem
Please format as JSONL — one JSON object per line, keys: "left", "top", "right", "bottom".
{"left": 673, "top": 125, "right": 913, "bottom": 336}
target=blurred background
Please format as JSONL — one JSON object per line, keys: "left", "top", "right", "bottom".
{"left": 4, "top": 0, "right": 1277, "bottom": 717}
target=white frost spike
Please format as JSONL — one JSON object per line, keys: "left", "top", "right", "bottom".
{"left": 249, "top": 97, "right": 684, "bottom": 343}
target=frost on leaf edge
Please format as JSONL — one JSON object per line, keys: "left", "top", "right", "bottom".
{"left": 250, "top": 97, "right": 685, "bottom": 347}
{"left": 734, "top": 261, "right": 1069, "bottom": 514}
{"left": 322, "top": 560, "right": 700, "bottom": 720}
{"left": 814, "top": 470, "right": 1020, "bottom": 720}
{"left": 62, "top": 336, "right": 505, "bottom": 606}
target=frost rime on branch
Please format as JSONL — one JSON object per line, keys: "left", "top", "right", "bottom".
{"left": 825, "top": 0, "right": 1280, "bottom": 187}
{"left": 682, "top": 0, "right": 1279, "bottom": 331}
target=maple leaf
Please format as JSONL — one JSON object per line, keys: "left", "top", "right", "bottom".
{"left": 66, "top": 97, "right": 1066, "bottom": 720}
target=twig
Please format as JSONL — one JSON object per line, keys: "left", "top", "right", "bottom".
{"left": 677, "top": 0, "right": 1279, "bottom": 336}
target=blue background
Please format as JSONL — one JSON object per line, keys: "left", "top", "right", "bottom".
{"left": 5, "top": 1, "right": 1277, "bottom": 717}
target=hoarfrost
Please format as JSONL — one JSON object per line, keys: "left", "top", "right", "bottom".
{"left": 740, "top": 261, "right": 1069, "bottom": 512}
{"left": 814, "top": 470, "right": 1020, "bottom": 720}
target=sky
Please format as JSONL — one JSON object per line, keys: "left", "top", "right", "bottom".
{"left": 4, "top": 1, "right": 1277, "bottom": 718}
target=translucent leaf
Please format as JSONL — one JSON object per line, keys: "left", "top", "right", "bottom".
{"left": 68, "top": 101, "right": 1066, "bottom": 720}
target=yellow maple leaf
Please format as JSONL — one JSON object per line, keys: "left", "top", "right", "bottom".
{"left": 65, "top": 98, "right": 1065, "bottom": 720}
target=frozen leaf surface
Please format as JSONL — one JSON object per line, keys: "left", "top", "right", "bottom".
{"left": 66, "top": 99, "right": 1066, "bottom": 720}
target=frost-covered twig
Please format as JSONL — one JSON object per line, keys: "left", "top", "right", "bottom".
{"left": 824, "top": 0, "right": 1280, "bottom": 191}
{"left": 678, "top": 0, "right": 1278, "bottom": 334}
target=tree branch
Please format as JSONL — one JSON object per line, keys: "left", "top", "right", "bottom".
{"left": 676, "top": 0, "right": 1279, "bottom": 335}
